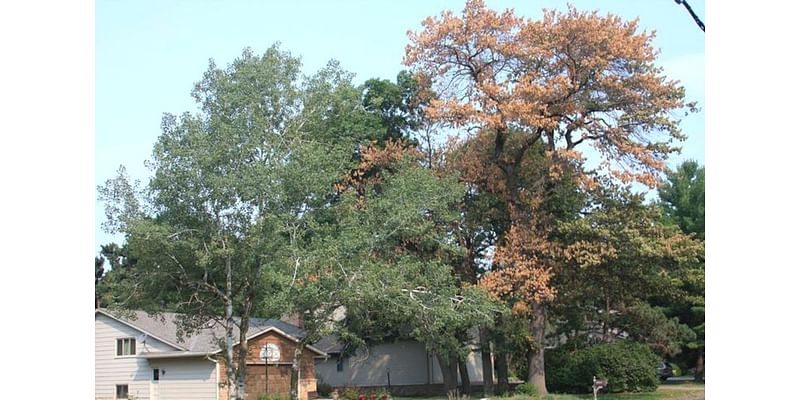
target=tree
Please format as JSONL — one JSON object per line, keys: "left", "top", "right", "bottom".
{"left": 405, "top": 0, "right": 695, "bottom": 393}
{"left": 94, "top": 242, "right": 140, "bottom": 309}
{"left": 362, "top": 71, "right": 428, "bottom": 145}
{"left": 95, "top": 256, "right": 105, "bottom": 308}
{"left": 333, "top": 145, "right": 500, "bottom": 396}
{"left": 99, "top": 45, "right": 356, "bottom": 400}
{"left": 659, "top": 160, "right": 705, "bottom": 240}
{"left": 658, "top": 160, "right": 705, "bottom": 380}
{"left": 549, "top": 185, "right": 701, "bottom": 344}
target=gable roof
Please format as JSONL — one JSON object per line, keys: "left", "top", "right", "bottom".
{"left": 96, "top": 309, "right": 326, "bottom": 356}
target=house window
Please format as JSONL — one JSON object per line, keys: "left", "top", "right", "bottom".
{"left": 153, "top": 368, "right": 160, "bottom": 381}
{"left": 115, "top": 384, "right": 129, "bottom": 399}
{"left": 336, "top": 356, "right": 344, "bottom": 372}
{"left": 116, "top": 338, "right": 136, "bottom": 356}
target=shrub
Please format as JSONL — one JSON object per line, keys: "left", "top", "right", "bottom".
{"left": 669, "top": 362, "right": 682, "bottom": 377}
{"left": 545, "top": 341, "right": 660, "bottom": 394}
{"left": 317, "top": 382, "right": 333, "bottom": 397}
{"left": 338, "top": 387, "right": 361, "bottom": 400}
{"left": 515, "top": 382, "right": 539, "bottom": 397}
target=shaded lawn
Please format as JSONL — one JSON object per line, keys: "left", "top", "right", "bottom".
{"left": 393, "top": 382, "right": 704, "bottom": 400}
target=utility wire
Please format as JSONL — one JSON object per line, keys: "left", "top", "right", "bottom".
{"left": 674, "top": 0, "right": 705, "bottom": 32}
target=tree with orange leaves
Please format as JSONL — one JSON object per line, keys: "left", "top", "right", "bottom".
{"left": 406, "top": 0, "right": 695, "bottom": 394}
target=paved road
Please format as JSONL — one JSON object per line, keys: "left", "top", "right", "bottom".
{"left": 666, "top": 375, "right": 698, "bottom": 382}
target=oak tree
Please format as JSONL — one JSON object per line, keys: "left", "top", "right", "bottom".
{"left": 405, "top": 0, "right": 695, "bottom": 393}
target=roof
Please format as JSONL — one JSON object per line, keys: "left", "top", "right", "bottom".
{"left": 314, "top": 334, "right": 344, "bottom": 354}
{"left": 96, "top": 309, "right": 327, "bottom": 356}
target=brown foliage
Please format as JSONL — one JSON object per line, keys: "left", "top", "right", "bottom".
{"left": 335, "top": 140, "right": 421, "bottom": 207}
{"left": 480, "top": 221, "right": 557, "bottom": 313}
{"left": 405, "top": 0, "right": 692, "bottom": 188}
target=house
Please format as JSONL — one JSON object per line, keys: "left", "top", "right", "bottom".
{"left": 95, "top": 309, "right": 326, "bottom": 400}
{"left": 314, "top": 337, "right": 489, "bottom": 395}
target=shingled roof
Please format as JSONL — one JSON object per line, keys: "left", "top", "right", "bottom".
{"left": 96, "top": 309, "right": 327, "bottom": 356}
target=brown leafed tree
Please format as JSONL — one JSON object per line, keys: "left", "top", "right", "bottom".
{"left": 405, "top": 0, "right": 694, "bottom": 394}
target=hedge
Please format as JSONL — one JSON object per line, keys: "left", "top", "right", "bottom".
{"left": 545, "top": 341, "right": 660, "bottom": 393}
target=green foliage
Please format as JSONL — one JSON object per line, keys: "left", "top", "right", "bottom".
{"left": 95, "top": 242, "right": 145, "bottom": 309}
{"left": 549, "top": 185, "right": 703, "bottom": 357}
{"left": 657, "top": 160, "right": 705, "bottom": 375}
{"left": 515, "top": 383, "right": 541, "bottom": 397}
{"left": 362, "top": 70, "right": 427, "bottom": 145}
{"left": 98, "top": 45, "right": 375, "bottom": 400}
{"left": 545, "top": 342, "right": 660, "bottom": 394}
{"left": 317, "top": 382, "right": 333, "bottom": 397}
{"left": 668, "top": 363, "right": 682, "bottom": 377}
{"left": 337, "top": 159, "right": 500, "bottom": 360}
{"left": 658, "top": 160, "right": 704, "bottom": 240}
{"left": 617, "top": 303, "right": 695, "bottom": 358}
{"left": 337, "top": 387, "right": 361, "bottom": 400}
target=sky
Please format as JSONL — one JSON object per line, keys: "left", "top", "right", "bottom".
{"left": 95, "top": 0, "right": 705, "bottom": 255}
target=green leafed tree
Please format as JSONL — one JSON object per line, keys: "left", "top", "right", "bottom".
{"left": 331, "top": 148, "right": 500, "bottom": 396}
{"left": 98, "top": 45, "right": 359, "bottom": 400}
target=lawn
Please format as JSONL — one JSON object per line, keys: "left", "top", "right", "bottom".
{"left": 393, "top": 382, "right": 704, "bottom": 400}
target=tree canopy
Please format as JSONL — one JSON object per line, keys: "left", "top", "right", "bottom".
{"left": 96, "top": 2, "right": 704, "bottom": 396}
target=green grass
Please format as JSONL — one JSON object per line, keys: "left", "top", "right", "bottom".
{"left": 392, "top": 383, "right": 704, "bottom": 400}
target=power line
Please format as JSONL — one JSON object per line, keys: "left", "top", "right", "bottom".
{"left": 674, "top": 0, "right": 705, "bottom": 32}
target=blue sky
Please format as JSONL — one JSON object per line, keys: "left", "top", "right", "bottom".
{"left": 95, "top": 0, "right": 704, "bottom": 254}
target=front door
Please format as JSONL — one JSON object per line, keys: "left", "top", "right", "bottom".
{"left": 150, "top": 368, "right": 160, "bottom": 400}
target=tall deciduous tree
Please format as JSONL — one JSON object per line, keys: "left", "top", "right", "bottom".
{"left": 334, "top": 145, "right": 500, "bottom": 396}
{"left": 99, "top": 46, "right": 356, "bottom": 400}
{"left": 405, "top": 0, "right": 695, "bottom": 393}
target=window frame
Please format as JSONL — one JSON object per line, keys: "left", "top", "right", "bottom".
{"left": 116, "top": 337, "right": 136, "bottom": 357}
{"left": 115, "top": 384, "right": 129, "bottom": 399}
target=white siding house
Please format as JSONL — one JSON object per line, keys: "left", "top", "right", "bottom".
{"left": 95, "top": 310, "right": 219, "bottom": 400}
{"left": 95, "top": 309, "right": 324, "bottom": 400}
{"left": 146, "top": 358, "right": 217, "bottom": 400}
{"left": 315, "top": 340, "right": 486, "bottom": 388}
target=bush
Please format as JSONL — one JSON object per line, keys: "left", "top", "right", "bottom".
{"left": 669, "top": 362, "right": 682, "bottom": 377}
{"left": 514, "top": 383, "right": 539, "bottom": 399}
{"left": 337, "top": 387, "right": 360, "bottom": 400}
{"left": 318, "top": 382, "right": 333, "bottom": 397}
{"left": 545, "top": 341, "right": 660, "bottom": 394}
{"left": 515, "top": 382, "right": 539, "bottom": 397}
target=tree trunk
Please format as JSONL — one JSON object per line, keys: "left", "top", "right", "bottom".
{"left": 290, "top": 345, "right": 303, "bottom": 400}
{"left": 224, "top": 256, "right": 244, "bottom": 400}
{"left": 436, "top": 353, "right": 459, "bottom": 396}
{"left": 527, "top": 302, "right": 548, "bottom": 396}
{"left": 458, "top": 358, "right": 471, "bottom": 395}
{"left": 479, "top": 328, "right": 494, "bottom": 396}
{"left": 694, "top": 349, "right": 705, "bottom": 382}
{"left": 237, "top": 315, "right": 250, "bottom": 400}
{"left": 494, "top": 351, "right": 509, "bottom": 394}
